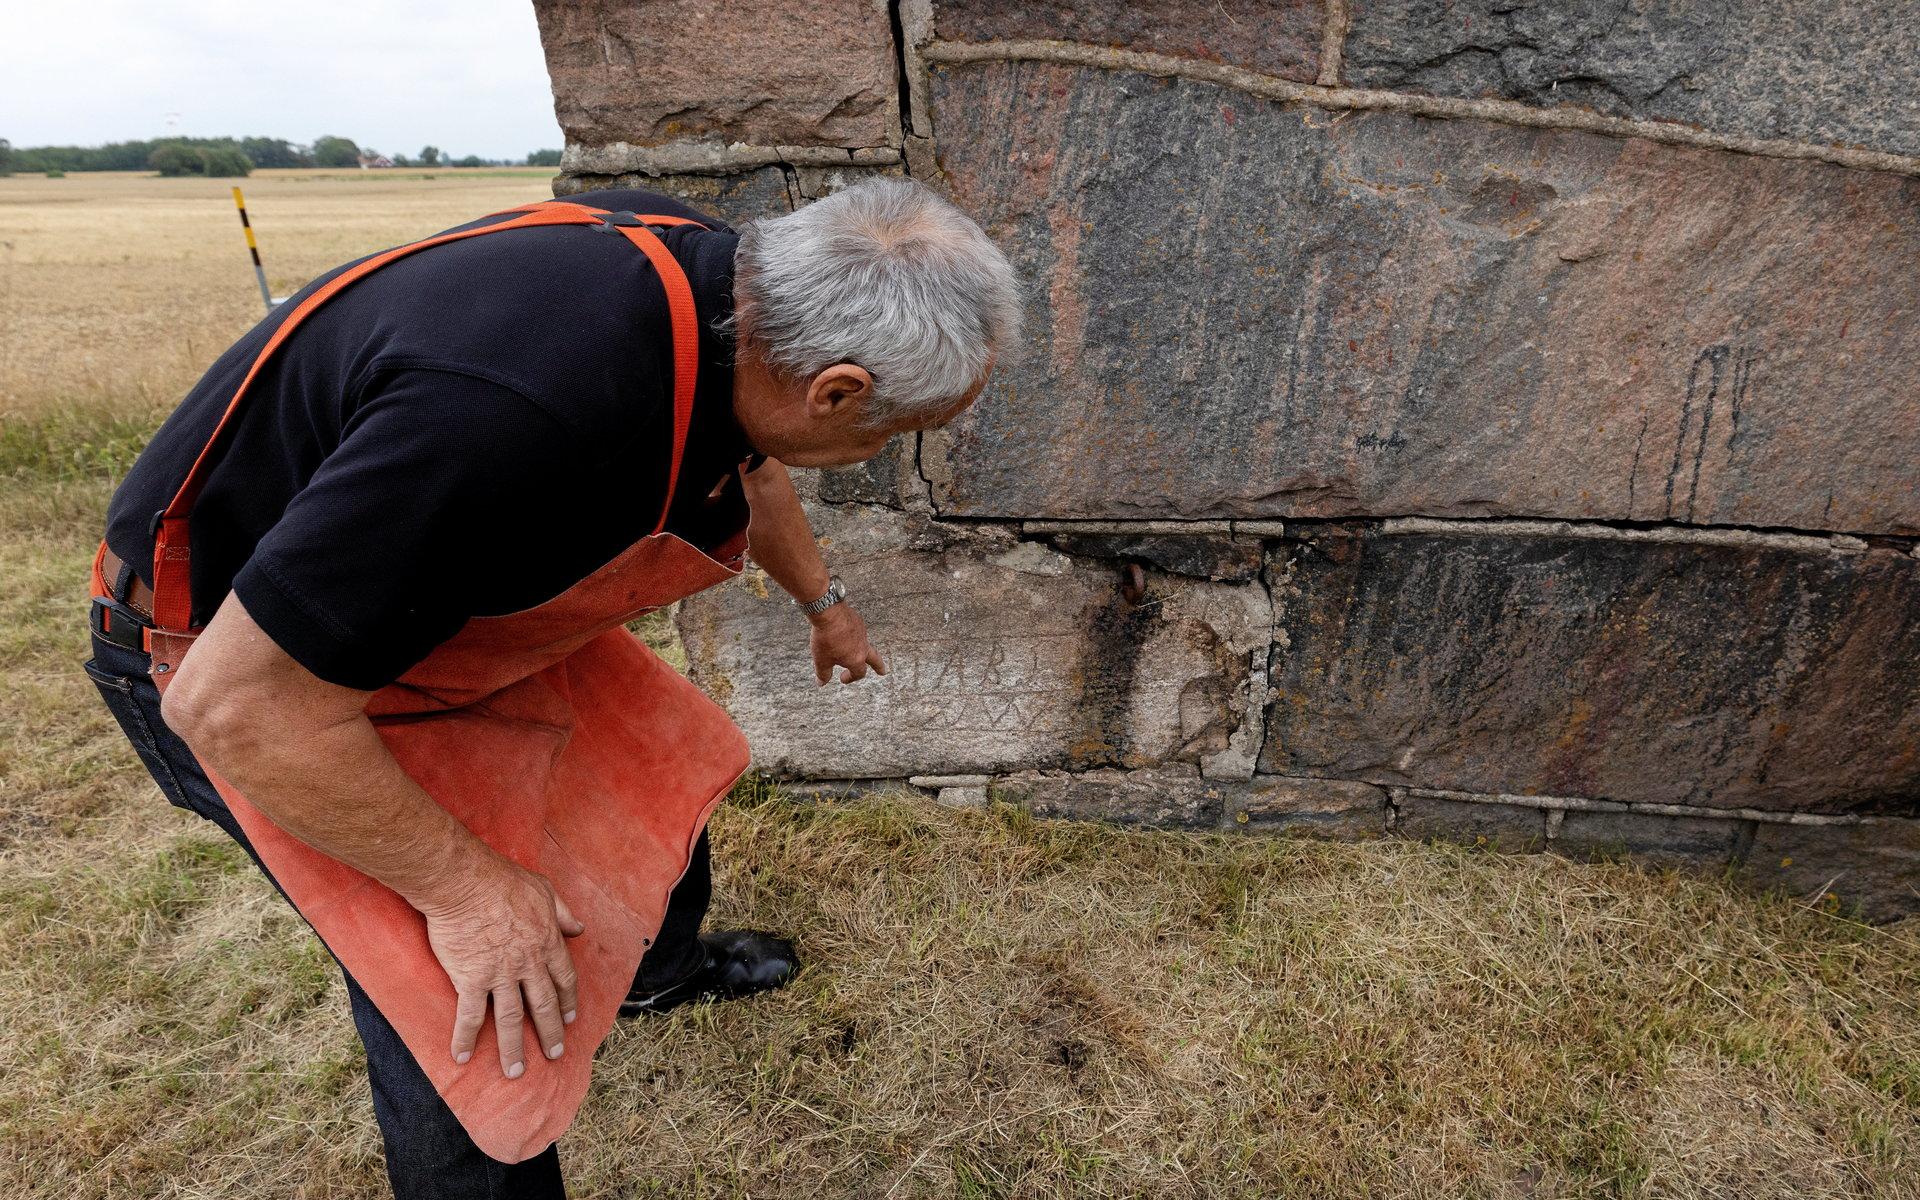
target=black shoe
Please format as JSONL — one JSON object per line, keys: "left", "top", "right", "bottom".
{"left": 620, "top": 930, "right": 800, "bottom": 1017}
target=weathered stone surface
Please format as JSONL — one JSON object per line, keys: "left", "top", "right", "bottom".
{"left": 551, "top": 167, "right": 793, "bottom": 225}
{"left": 926, "top": 62, "right": 1920, "bottom": 534}
{"left": 791, "top": 162, "right": 907, "bottom": 201}
{"left": 1553, "top": 811, "right": 1740, "bottom": 871}
{"left": 1038, "top": 533, "right": 1264, "bottom": 582}
{"left": 678, "top": 503, "right": 1270, "bottom": 779}
{"left": 818, "top": 438, "right": 920, "bottom": 508}
{"left": 534, "top": 0, "right": 898, "bottom": 151}
{"left": 1230, "top": 777, "right": 1388, "bottom": 838}
{"left": 935, "top": 784, "right": 990, "bottom": 808}
{"left": 1396, "top": 794, "right": 1547, "bottom": 852}
{"left": 1344, "top": 1, "right": 1920, "bottom": 158}
{"left": 1263, "top": 529, "right": 1920, "bottom": 814}
{"left": 1740, "top": 821, "right": 1920, "bottom": 922}
{"left": 998, "top": 765, "right": 1223, "bottom": 828}
{"left": 931, "top": 0, "right": 1323, "bottom": 83}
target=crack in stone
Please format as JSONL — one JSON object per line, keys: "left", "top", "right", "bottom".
{"left": 887, "top": 0, "right": 918, "bottom": 142}
{"left": 911, "top": 431, "right": 938, "bottom": 510}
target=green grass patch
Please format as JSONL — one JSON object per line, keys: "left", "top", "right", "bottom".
{"left": 0, "top": 400, "right": 165, "bottom": 483}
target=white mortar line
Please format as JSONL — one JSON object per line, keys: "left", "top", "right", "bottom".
{"left": 562, "top": 142, "right": 902, "bottom": 177}
{"left": 1381, "top": 516, "right": 1869, "bottom": 554}
{"left": 1022, "top": 519, "right": 1238, "bottom": 535}
{"left": 1403, "top": 786, "right": 1878, "bottom": 827}
{"left": 920, "top": 39, "right": 1920, "bottom": 180}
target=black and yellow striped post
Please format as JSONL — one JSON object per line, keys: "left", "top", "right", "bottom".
{"left": 231, "top": 186, "right": 274, "bottom": 314}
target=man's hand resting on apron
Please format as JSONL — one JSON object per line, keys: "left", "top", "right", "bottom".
{"left": 159, "top": 589, "right": 583, "bottom": 1081}
{"left": 419, "top": 858, "right": 583, "bottom": 1077}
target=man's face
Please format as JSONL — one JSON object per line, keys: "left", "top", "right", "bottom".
{"left": 733, "top": 340, "right": 991, "bottom": 468}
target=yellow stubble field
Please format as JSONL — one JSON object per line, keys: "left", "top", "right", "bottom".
{"left": 0, "top": 168, "right": 559, "bottom": 416}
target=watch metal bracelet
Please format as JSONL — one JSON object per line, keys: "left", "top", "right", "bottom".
{"left": 797, "top": 575, "right": 847, "bottom": 616}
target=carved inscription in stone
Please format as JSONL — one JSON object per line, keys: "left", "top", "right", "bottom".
{"left": 677, "top": 503, "right": 1270, "bottom": 779}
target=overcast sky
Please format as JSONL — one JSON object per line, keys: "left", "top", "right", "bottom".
{"left": 4, "top": 0, "right": 564, "bottom": 160}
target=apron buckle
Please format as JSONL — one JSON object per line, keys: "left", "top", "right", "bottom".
{"left": 91, "top": 595, "right": 151, "bottom": 652}
{"left": 590, "top": 211, "right": 646, "bottom": 235}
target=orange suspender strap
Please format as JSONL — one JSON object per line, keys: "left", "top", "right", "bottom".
{"left": 148, "top": 201, "right": 707, "bottom": 633}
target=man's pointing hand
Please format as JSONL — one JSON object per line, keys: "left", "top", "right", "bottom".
{"left": 810, "top": 602, "right": 887, "bottom": 686}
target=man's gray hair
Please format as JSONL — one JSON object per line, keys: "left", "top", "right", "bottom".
{"left": 733, "top": 178, "right": 1020, "bottom": 427}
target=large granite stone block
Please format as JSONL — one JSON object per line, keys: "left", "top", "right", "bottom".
{"left": 1740, "top": 820, "right": 1920, "bottom": 922}
{"left": 995, "top": 767, "right": 1391, "bottom": 834}
{"left": 1262, "top": 527, "right": 1920, "bottom": 814}
{"left": 1230, "top": 776, "right": 1389, "bottom": 838}
{"left": 1552, "top": 810, "right": 1740, "bottom": 871}
{"left": 1396, "top": 794, "right": 1547, "bottom": 852}
{"left": 1344, "top": 1, "right": 1920, "bottom": 158}
{"left": 678, "top": 504, "right": 1271, "bottom": 779}
{"left": 931, "top": 0, "right": 1323, "bottom": 83}
{"left": 925, "top": 62, "right": 1920, "bottom": 534}
{"left": 535, "top": 0, "right": 898, "bottom": 151}
{"left": 996, "top": 764, "right": 1224, "bottom": 828}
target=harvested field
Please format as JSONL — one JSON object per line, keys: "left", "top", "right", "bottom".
{"left": 1, "top": 173, "right": 1916, "bottom": 1199}
{"left": 0, "top": 168, "right": 555, "bottom": 418}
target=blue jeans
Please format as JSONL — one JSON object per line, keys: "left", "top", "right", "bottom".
{"left": 85, "top": 624, "right": 711, "bottom": 1197}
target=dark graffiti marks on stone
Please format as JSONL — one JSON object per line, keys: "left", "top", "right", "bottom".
{"left": 1661, "top": 345, "right": 1762, "bottom": 524}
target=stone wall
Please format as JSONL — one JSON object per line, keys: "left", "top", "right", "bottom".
{"left": 534, "top": 1, "right": 1920, "bottom": 920}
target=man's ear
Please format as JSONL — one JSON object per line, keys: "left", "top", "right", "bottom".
{"left": 803, "top": 364, "right": 873, "bottom": 420}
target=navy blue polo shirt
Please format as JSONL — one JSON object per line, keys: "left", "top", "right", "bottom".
{"left": 104, "top": 188, "right": 756, "bottom": 690}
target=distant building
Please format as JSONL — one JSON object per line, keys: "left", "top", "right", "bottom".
{"left": 357, "top": 154, "right": 395, "bottom": 169}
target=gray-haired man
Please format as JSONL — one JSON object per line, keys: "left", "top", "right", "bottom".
{"left": 88, "top": 178, "right": 1018, "bottom": 1197}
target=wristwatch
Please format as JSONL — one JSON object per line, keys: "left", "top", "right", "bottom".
{"left": 796, "top": 575, "right": 848, "bottom": 617}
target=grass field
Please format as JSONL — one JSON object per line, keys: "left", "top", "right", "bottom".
{"left": 2, "top": 170, "right": 1918, "bottom": 1199}
{"left": 0, "top": 168, "right": 556, "bottom": 418}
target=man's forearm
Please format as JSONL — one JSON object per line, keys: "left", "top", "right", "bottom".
{"left": 184, "top": 706, "right": 498, "bottom": 912}
{"left": 160, "top": 592, "right": 498, "bottom": 915}
{"left": 740, "top": 458, "right": 832, "bottom": 603}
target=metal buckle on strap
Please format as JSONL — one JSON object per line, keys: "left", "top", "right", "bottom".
{"left": 90, "top": 595, "right": 150, "bottom": 652}
{"left": 590, "top": 211, "right": 646, "bottom": 234}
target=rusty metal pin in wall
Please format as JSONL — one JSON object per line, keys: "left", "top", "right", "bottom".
{"left": 1120, "top": 562, "right": 1147, "bottom": 606}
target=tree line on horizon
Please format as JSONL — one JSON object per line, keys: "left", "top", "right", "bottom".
{"left": 0, "top": 135, "right": 563, "bottom": 178}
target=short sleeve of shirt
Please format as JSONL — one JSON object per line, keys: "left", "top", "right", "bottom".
{"left": 231, "top": 368, "right": 573, "bottom": 690}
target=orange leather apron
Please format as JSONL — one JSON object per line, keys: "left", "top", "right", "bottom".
{"left": 103, "top": 201, "right": 751, "bottom": 1162}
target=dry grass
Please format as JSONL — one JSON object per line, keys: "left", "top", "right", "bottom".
{"left": 2, "top": 174, "right": 1918, "bottom": 1199}
{"left": 0, "top": 168, "right": 556, "bottom": 417}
